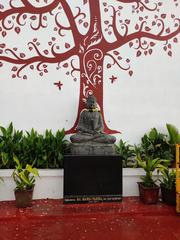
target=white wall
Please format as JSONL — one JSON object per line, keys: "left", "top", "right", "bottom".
{"left": 0, "top": 168, "right": 159, "bottom": 201}
{"left": 0, "top": 0, "right": 180, "bottom": 144}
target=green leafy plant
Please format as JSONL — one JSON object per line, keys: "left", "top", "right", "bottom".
{"left": 0, "top": 123, "right": 68, "bottom": 169}
{"left": 159, "top": 169, "right": 176, "bottom": 190}
{"left": 139, "top": 128, "right": 173, "bottom": 161}
{"left": 136, "top": 154, "right": 170, "bottom": 187}
{"left": 116, "top": 140, "right": 136, "bottom": 167}
{"left": 20, "top": 128, "right": 67, "bottom": 168}
{"left": 166, "top": 123, "right": 180, "bottom": 145}
{"left": 12, "top": 155, "right": 39, "bottom": 190}
{"left": 166, "top": 123, "right": 180, "bottom": 163}
{"left": 0, "top": 123, "right": 23, "bottom": 168}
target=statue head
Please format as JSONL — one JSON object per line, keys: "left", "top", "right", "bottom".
{"left": 86, "top": 95, "right": 97, "bottom": 110}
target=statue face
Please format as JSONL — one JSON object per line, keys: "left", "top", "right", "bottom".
{"left": 86, "top": 96, "right": 97, "bottom": 109}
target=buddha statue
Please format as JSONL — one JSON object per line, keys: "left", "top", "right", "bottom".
{"left": 70, "top": 95, "right": 116, "bottom": 144}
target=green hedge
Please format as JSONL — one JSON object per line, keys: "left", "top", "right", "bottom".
{"left": 116, "top": 124, "right": 180, "bottom": 168}
{"left": 0, "top": 123, "right": 68, "bottom": 169}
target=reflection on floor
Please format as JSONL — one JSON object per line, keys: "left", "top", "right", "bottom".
{"left": 0, "top": 197, "right": 179, "bottom": 240}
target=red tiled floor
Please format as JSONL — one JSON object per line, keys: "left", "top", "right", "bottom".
{"left": 0, "top": 197, "right": 179, "bottom": 240}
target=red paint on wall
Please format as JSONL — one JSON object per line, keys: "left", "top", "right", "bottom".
{"left": 0, "top": 0, "right": 179, "bottom": 133}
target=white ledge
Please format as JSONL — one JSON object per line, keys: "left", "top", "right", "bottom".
{"left": 0, "top": 168, "right": 161, "bottom": 201}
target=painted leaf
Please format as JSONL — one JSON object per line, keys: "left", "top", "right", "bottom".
{"left": 161, "top": 14, "right": 166, "bottom": 19}
{"left": 65, "top": 43, "right": 70, "bottom": 49}
{"left": 15, "top": 27, "right": 21, "bottom": 34}
{"left": 168, "top": 44, "right": 171, "bottom": 49}
{"left": 125, "top": 19, "right": 130, "bottom": 24}
{"left": 0, "top": 43, "right": 6, "bottom": 48}
{"left": 135, "top": 24, "right": 139, "bottom": 30}
{"left": 30, "top": 15, "right": 37, "bottom": 20}
{"left": 129, "top": 42, "right": 133, "bottom": 48}
{"left": 150, "top": 42, "right": 156, "bottom": 47}
{"left": 23, "top": 14, "right": 27, "bottom": 20}
{"left": 44, "top": 50, "right": 49, "bottom": 55}
{"left": 149, "top": 49, "right": 153, "bottom": 55}
{"left": 140, "top": 6, "right": 144, "bottom": 12}
{"left": 83, "top": 22, "right": 88, "bottom": 28}
{"left": 104, "top": 20, "right": 109, "bottom": 25}
{"left": 20, "top": 53, "right": 25, "bottom": 58}
{"left": 2, "top": 31, "right": 7, "bottom": 37}
{"left": 12, "top": 66, "right": 17, "bottom": 71}
{"left": 129, "top": 70, "right": 133, "bottom": 76}
{"left": 168, "top": 51, "right": 172, "bottom": 57}
{"left": 113, "top": 51, "right": 119, "bottom": 55}
{"left": 63, "top": 63, "right": 68, "bottom": 68}
{"left": 173, "top": 38, "right": 178, "bottom": 43}
{"left": 166, "top": 28, "right": 170, "bottom": 33}
{"left": 136, "top": 50, "right": 142, "bottom": 57}
{"left": 145, "top": 27, "right": 151, "bottom": 31}
{"left": 144, "top": 50, "right": 148, "bottom": 55}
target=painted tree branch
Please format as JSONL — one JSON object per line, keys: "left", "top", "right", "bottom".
{"left": 106, "top": 53, "right": 130, "bottom": 71}
{"left": 56, "top": 1, "right": 82, "bottom": 46}
{"left": 105, "top": 19, "right": 180, "bottom": 52}
{"left": 0, "top": 0, "right": 61, "bottom": 31}
{"left": 114, "top": 0, "right": 157, "bottom": 11}
{"left": 0, "top": 0, "right": 60, "bottom": 20}
{"left": 0, "top": 45, "right": 78, "bottom": 78}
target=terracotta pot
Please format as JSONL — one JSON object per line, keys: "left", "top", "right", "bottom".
{"left": 160, "top": 185, "right": 176, "bottom": 205}
{"left": 138, "top": 182, "right": 160, "bottom": 204}
{"left": 14, "top": 188, "right": 34, "bottom": 208}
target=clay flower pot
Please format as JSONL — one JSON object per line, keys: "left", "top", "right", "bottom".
{"left": 14, "top": 187, "right": 34, "bottom": 208}
{"left": 160, "top": 185, "right": 176, "bottom": 205}
{"left": 138, "top": 182, "right": 160, "bottom": 204}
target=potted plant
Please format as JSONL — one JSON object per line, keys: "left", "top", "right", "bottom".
{"left": 12, "top": 155, "right": 39, "bottom": 208}
{"left": 136, "top": 154, "right": 169, "bottom": 204}
{"left": 166, "top": 123, "right": 180, "bottom": 167}
{"left": 159, "top": 168, "right": 176, "bottom": 205}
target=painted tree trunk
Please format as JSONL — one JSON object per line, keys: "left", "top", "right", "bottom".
{"left": 66, "top": 52, "right": 119, "bottom": 134}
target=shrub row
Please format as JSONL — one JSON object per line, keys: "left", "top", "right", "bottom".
{"left": 0, "top": 123, "right": 68, "bottom": 169}
{"left": 116, "top": 124, "right": 180, "bottom": 167}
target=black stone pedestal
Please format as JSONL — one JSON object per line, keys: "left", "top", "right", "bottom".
{"left": 63, "top": 155, "right": 122, "bottom": 204}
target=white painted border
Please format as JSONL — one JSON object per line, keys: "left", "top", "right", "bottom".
{"left": 0, "top": 168, "right": 160, "bottom": 201}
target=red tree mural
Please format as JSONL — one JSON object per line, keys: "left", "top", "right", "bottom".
{"left": 0, "top": 0, "right": 180, "bottom": 134}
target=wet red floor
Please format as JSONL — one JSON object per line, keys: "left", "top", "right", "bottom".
{"left": 0, "top": 197, "right": 179, "bottom": 240}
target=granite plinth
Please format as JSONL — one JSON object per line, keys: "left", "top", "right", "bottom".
{"left": 70, "top": 142, "right": 116, "bottom": 155}
{"left": 63, "top": 155, "right": 122, "bottom": 203}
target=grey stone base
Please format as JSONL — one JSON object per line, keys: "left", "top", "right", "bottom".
{"left": 70, "top": 142, "right": 116, "bottom": 155}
